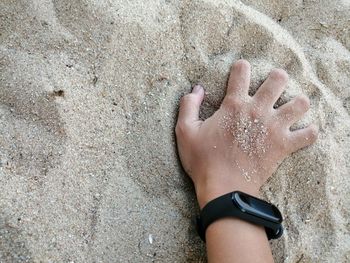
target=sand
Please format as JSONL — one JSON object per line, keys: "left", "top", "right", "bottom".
{"left": 0, "top": 0, "right": 349, "bottom": 262}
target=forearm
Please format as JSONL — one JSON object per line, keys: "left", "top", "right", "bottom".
{"left": 195, "top": 172, "right": 274, "bottom": 263}
{"left": 206, "top": 218, "right": 273, "bottom": 263}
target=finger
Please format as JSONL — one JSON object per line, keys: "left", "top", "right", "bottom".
{"left": 254, "top": 69, "right": 288, "bottom": 108}
{"left": 288, "top": 124, "right": 318, "bottom": 153}
{"left": 276, "top": 95, "right": 310, "bottom": 126}
{"left": 177, "top": 85, "right": 205, "bottom": 128}
{"left": 225, "top": 59, "right": 251, "bottom": 97}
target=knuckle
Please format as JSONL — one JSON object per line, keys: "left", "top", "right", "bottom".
{"left": 175, "top": 122, "right": 186, "bottom": 136}
{"left": 308, "top": 125, "right": 319, "bottom": 141}
{"left": 175, "top": 121, "right": 192, "bottom": 138}
{"left": 180, "top": 93, "right": 195, "bottom": 106}
{"left": 276, "top": 130, "right": 290, "bottom": 152}
{"left": 223, "top": 95, "right": 243, "bottom": 111}
{"left": 295, "top": 95, "right": 310, "bottom": 111}
{"left": 269, "top": 68, "right": 289, "bottom": 82}
{"left": 280, "top": 139, "right": 290, "bottom": 153}
{"left": 250, "top": 109, "right": 261, "bottom": 120}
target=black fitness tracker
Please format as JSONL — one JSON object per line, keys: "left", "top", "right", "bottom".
{"left": 196, "top": 191, "right": 283, "bottom": 241}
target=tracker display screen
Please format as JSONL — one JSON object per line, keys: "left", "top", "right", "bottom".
{"left": 233, "top": 192, "right": 282, "bottom": 223}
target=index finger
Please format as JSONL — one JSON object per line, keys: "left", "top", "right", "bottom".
{"left": 225, "top": 59, "right": 251, "bottom": 98}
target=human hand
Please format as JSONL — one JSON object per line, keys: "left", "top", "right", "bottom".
{"left": 175, "top": 60, "right": 318, "bottom": 208}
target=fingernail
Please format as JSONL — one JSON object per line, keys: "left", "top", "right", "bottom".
{"left": 192, "top": 85, "right": 203, "bottom": 94}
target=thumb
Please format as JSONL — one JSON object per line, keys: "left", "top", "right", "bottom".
{"left": 177, "top": 85, "right": 205, "bottom": 128}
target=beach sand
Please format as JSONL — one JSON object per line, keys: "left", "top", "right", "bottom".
{"left": 0, "top": 0, "right": 349, "bottom": 262}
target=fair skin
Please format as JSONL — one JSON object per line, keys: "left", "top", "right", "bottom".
{"left": 175, "top": 60, "right": 318, "bottom": 263}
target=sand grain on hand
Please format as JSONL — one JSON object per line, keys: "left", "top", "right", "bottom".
{"left": 220, "top": 113, "right": 269, "bottom": 157}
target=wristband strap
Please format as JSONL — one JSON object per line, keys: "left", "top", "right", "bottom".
{"left": 196, "top": 192, "right": 283, "bottom": 242}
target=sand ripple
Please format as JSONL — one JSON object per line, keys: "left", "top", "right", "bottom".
{"left": 0, "top": 0, "right": 349, "bottom": 262}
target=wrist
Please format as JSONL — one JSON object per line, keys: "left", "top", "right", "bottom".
{"left": 194, "top": 172, "right": 261, "bottom": 209}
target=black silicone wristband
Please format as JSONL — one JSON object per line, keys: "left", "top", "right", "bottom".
{"left": 196, "top": 192, "right": 283, "bottom": 242}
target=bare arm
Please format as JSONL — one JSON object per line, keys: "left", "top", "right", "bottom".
{"left": 175, "top": 60, "right": 318, "bottom": 262}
